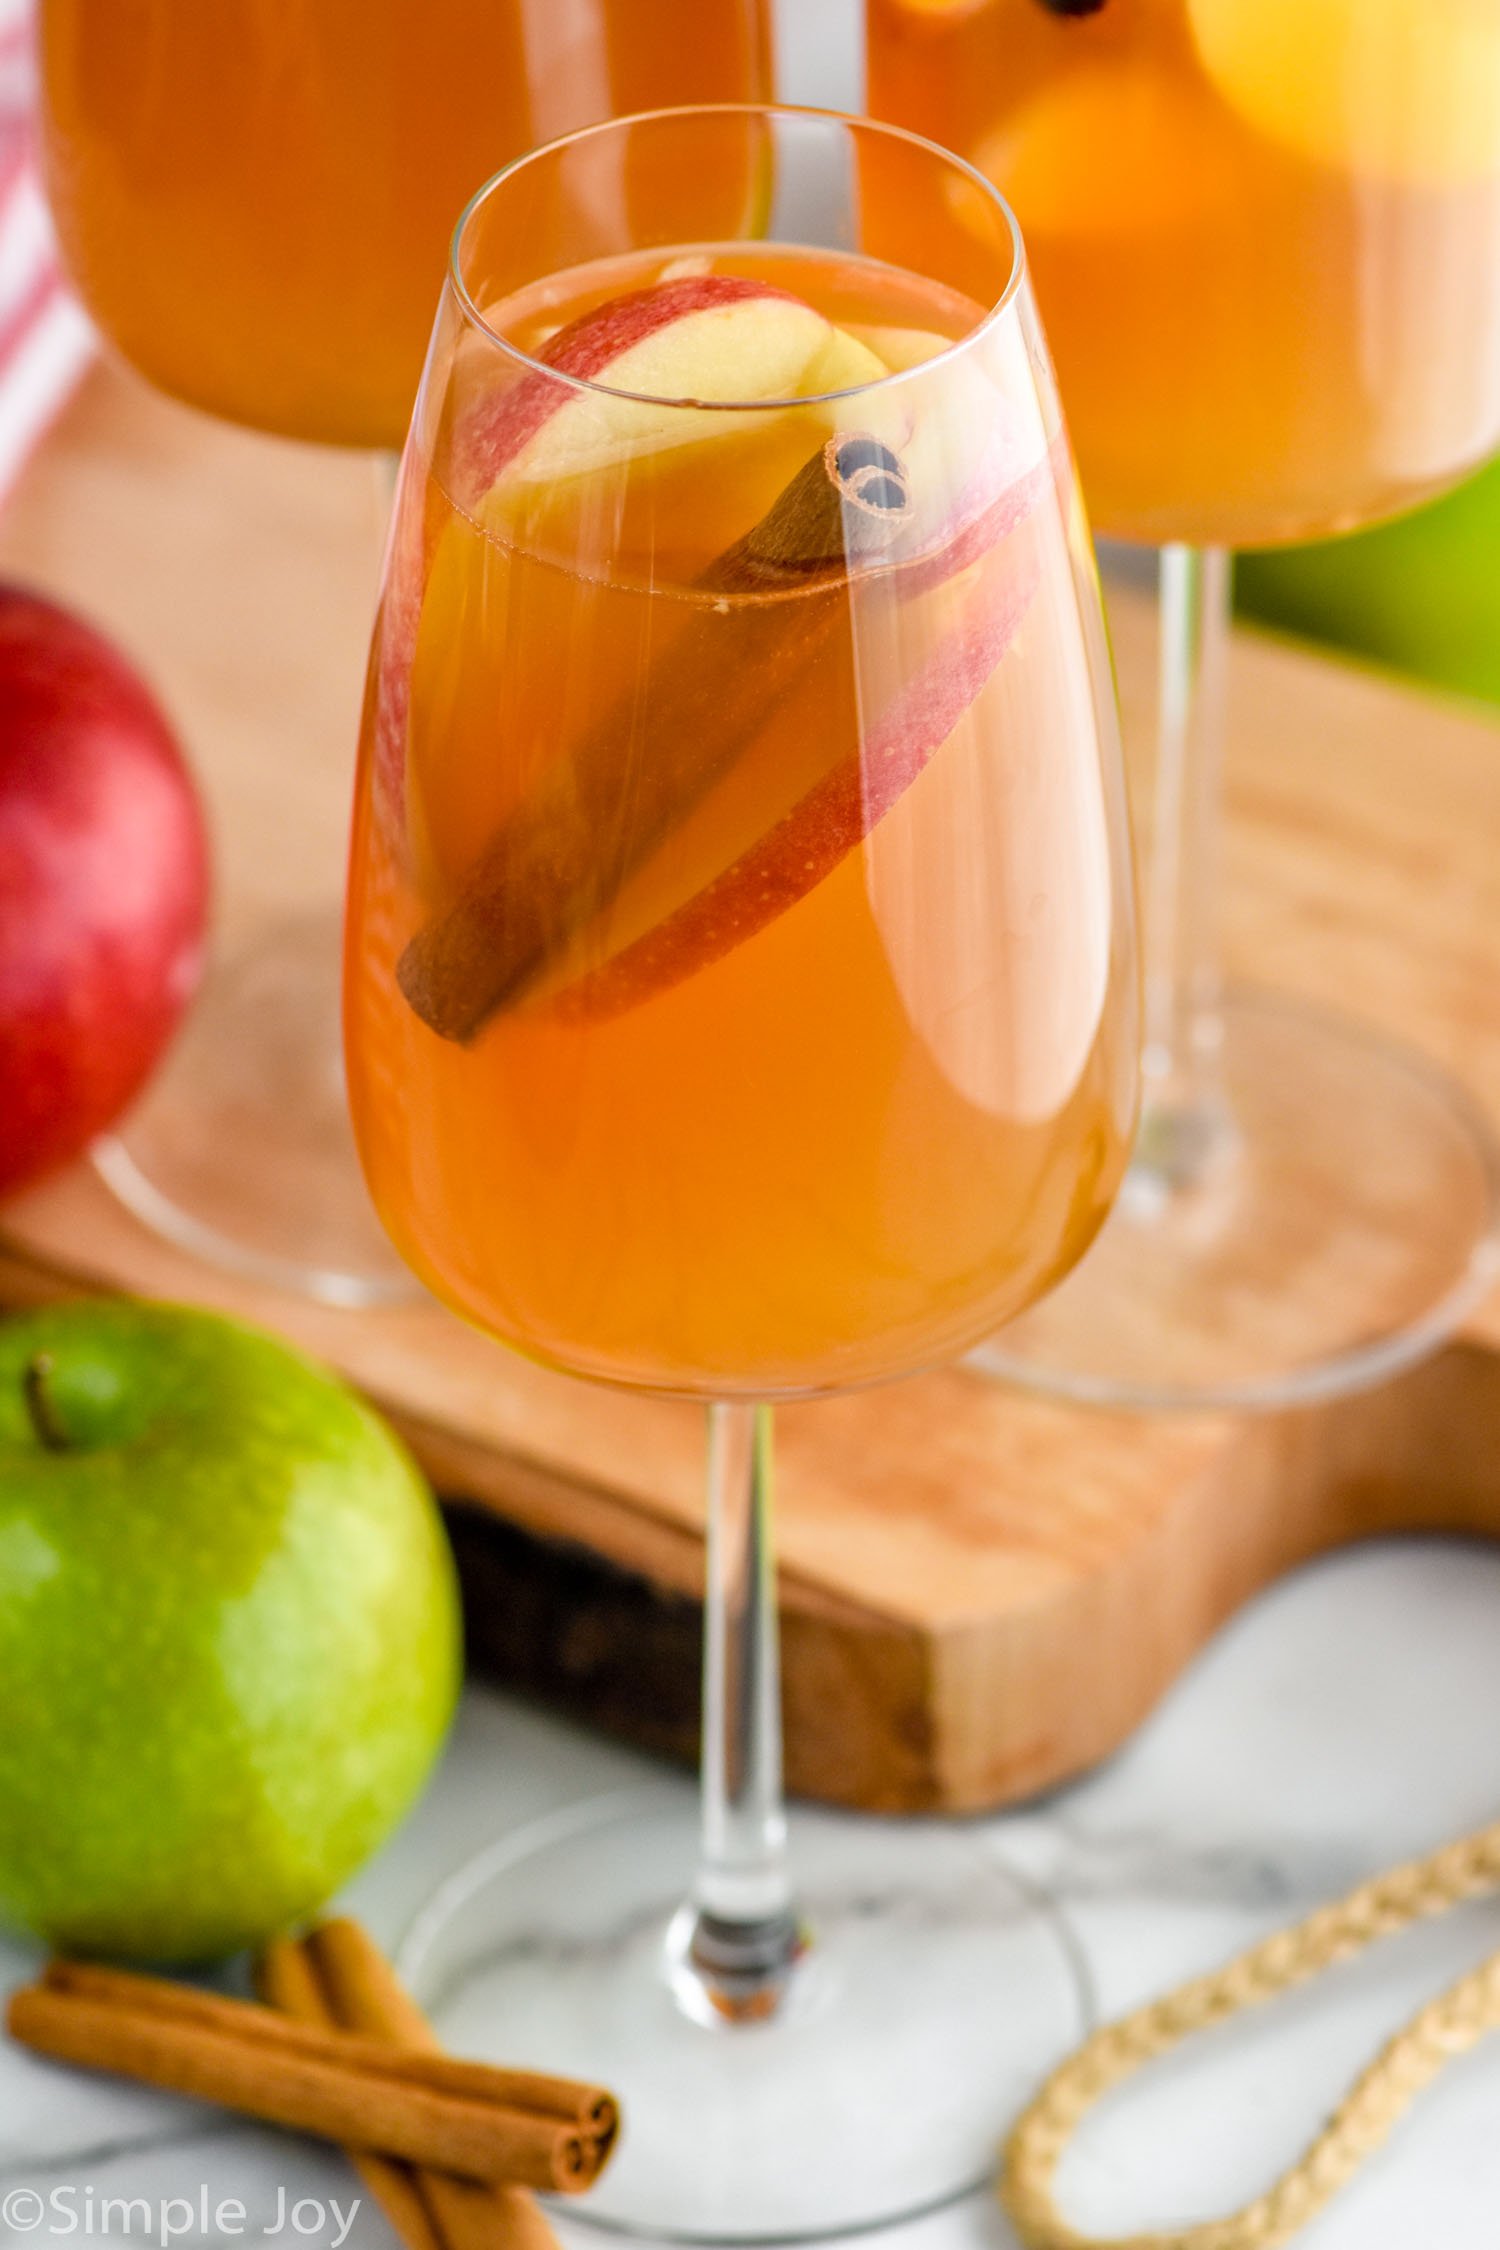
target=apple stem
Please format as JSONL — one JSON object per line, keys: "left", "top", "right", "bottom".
{"left": 22, "top": 1353, "right": 71, "bottom": 1452}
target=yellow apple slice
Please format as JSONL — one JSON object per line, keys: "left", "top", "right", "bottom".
{"left": 1188, "top": 0, "right": 1500, "bottom": 186}
{"left": 795, "top": 324, "right": 891, "bottom": 395}
{"left": 845, "top": 324, "right": 953, "bottom": 374}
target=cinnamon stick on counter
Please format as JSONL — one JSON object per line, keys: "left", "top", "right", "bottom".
{"left": 395, "top": 432, "right": 910, "bottom": 1044}
{"left": 256, "top": 1935, "right": 444, "bottom": 2250}
{"left": 260, "top": 1923, "right": 569, "bottom": 2250}
{"left": 7, "top": 1957, "right": 617, "bottom": 2194}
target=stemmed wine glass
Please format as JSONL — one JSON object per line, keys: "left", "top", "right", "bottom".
{"left": 344, "top": 105, "right": 1138, "bottom": 2240}
{"left": 34, "top": 0, "right": 772, "bottom": 1303}
{"left": 869, "top": 0, "right": 1500, "bottom": 1408}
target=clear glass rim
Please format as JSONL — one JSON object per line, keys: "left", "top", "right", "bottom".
{"left": 445, "top": 101, "right": 1027, "bottom": 415}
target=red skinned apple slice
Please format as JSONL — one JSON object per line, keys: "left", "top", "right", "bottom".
{"left": 376, "top": 280, "right": 865, "bottom": 866}
{"left": 396, "top": 425, "right": 1055, "bottom": 1041}
{"left": 395, "top": 431, "right": 916, "bottom": 1042}
{"left": 366, "top": 462, "right": 430, "bottom": 857}
{"left": 394, "top": 284, "right": 1056, "bottom": 1041}
{"left": 550, "top": 538, "right": 1044, "bottom": 1024}
{"left": 454, "top": 275, "right": 837, "bottom": 501}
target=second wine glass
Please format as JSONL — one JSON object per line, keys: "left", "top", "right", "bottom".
{"left": 869, "top": 0, "right": 1500, "bottom": 1408}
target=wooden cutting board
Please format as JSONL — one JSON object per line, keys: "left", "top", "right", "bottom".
{"left": 5, "top": 363, "right": 1500, "bottom": 1815}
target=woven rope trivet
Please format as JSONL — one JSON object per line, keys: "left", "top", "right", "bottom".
{"left": 1002, "top": 1819, "right": 1500, "bottom": 2250}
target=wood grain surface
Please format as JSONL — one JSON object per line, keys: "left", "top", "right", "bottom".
{"left": 4, "top": 363, "right": 1500, "bottom": 1813}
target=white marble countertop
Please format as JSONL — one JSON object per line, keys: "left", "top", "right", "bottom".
{"left": 5, "top": 1536, "right": 1500, "bottom": 2249}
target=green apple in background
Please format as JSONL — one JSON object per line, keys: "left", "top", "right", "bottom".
{"left": 0, "top": 1301, "right": 462, "bottom": 1964}
{"left": 1236, "top": 455, "right": 1500, "bottom": 713}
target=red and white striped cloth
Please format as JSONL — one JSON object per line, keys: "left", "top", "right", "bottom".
{"left": 0, "top": 0, "right": 92, "bottom": 507}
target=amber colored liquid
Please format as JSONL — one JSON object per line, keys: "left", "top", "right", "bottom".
{"left": 37, "top": 0, "right": 771, "bottom": 448}
{"left": 344, "top": 244, "right": 1136, "bottom": 1398}
{"left": 868, "top": 0, "right": 1500, "bottom": 545}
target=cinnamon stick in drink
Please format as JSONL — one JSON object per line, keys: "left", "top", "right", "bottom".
{"left": 555, "top": 537, "right": 1044, "bottom": 1025}
{"left": 394, "top": 433, "right": 910, "bottom": 1043}
{"left": 8, "top": 1958, "right": 615, "bottom": 2192}
{"left": 261, "top": 1926, "right": 570, "bottom": 2250}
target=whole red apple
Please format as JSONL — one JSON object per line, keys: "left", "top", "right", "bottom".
{"left": 0, "top": 587, "right": 210, "bottom": 1197}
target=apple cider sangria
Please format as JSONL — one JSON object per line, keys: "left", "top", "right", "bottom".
{"left": 345, "top": 115, "right": 1140, "bottom": 2240}
{"left": 345, "top": 242, "right": 1138, "bottom": 1396}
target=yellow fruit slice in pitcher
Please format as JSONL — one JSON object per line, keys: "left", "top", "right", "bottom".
{"left": 1188, "top": 0, "right": 1500, "bottom": 186}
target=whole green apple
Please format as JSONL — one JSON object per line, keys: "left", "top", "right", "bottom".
{"left": 0, "top": 1301, "right": 462, "bottom": 1963}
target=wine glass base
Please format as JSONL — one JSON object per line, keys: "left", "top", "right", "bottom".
{"left": 397, "top": 1791, "right": 1091, "bottom": 2244}
{"left": 95, "top": 914, "right": 413, "bottom": 1309}
{"left": 977, "top": 989, "right": 1500, "bottom": 1412}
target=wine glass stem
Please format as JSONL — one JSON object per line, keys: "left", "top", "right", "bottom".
{"left": 676, "top": 1401, "right": 805, "bottom": 2021}
{"left": 1130, "top": 543, "right": 1240, "bottom": 1205}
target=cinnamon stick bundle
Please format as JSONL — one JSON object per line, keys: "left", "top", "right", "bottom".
{"left": 260, "top": 1923, "right": 567, "bottom": 2250}
{"left": 395, "top": 432, "right": 911, "bottom": 1043}
{"left": 259, "top": 1935, "right": 444, "bottom": 2250}
{"left": 8, "top": 1957, "right": 616, "bottom": 2194}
